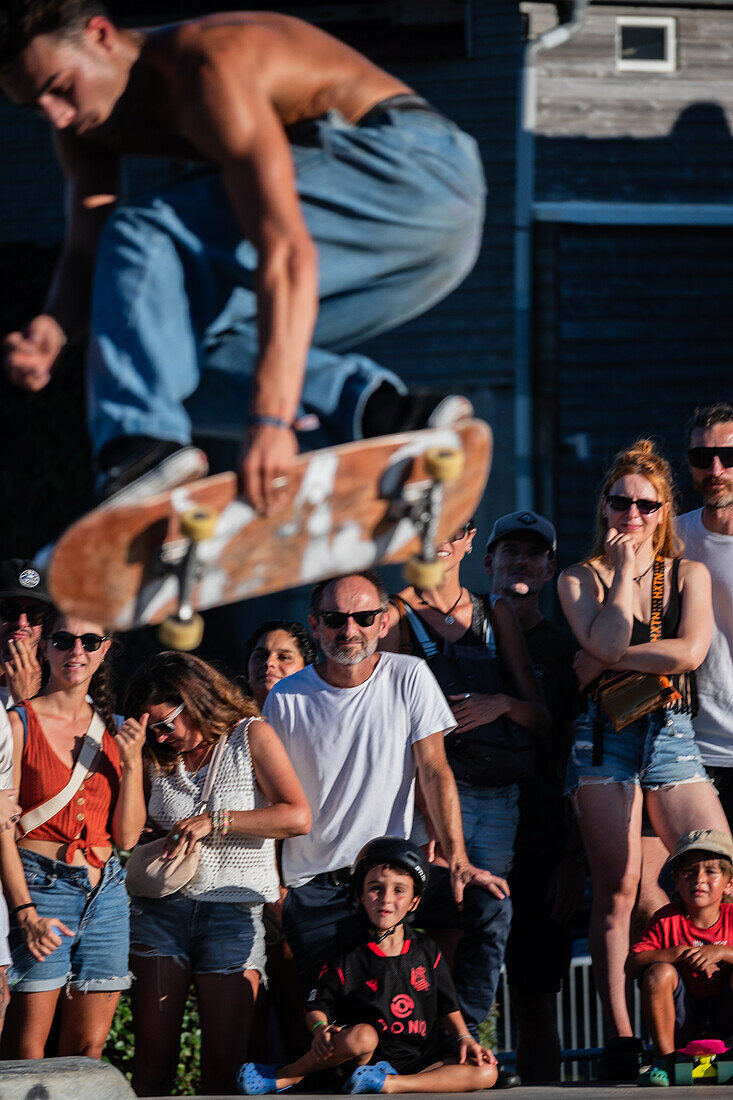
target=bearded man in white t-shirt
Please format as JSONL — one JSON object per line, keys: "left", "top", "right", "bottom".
{"left": 676, "top": 402, "right": 733, "bottom": 823}
{"left": 263, "top": 570, "right": 510, "bottom": 1038}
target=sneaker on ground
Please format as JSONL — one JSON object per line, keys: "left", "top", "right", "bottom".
{"left": 597, "top": 1035, "right": 643, "bottom": 1081}
{"left": 94, "top": 438, "right": 209, "bottom": 509}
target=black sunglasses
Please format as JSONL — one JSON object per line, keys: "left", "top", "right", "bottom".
{"left": 48, "top": 631, "right": 107, "bottom": 652}
{"left": 317, "top": 609, "right": 383, "bottom": 629}
{"left": 688, "top": 446, "right": 733, "bottom": 470}
{"left": 606, "top": 495, "right": 663, "bottom": 516}
{"left": 0, "top": 600, "right": 45, "bottom": 625}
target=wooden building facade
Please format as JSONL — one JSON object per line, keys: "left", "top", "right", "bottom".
{"left": 523, "top": 0, "right": 733, "bottom": 567}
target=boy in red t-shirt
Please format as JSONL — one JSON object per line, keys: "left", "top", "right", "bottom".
{"left": 627, "top": 829, "right": 733, "bottom": 1085}
{"left": 237, "top": 837, "right": 497, "bottom": 1094}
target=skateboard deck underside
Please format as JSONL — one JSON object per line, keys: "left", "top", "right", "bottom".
{"left": 48, "top": 422, "right": 492, "bottom": 631}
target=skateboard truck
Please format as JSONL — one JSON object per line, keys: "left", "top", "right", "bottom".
{"left": 402, "top": 447, "right": 466, "bottom": 589}
{"left": 157, "top": 508, "right": 218, "bottom": 650}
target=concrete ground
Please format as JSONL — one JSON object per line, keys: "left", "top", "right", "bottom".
{"left": 183, "top": 1091, "right": 715, "bottom": 1099}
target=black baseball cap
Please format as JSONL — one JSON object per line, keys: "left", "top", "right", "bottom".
{"left": 0, "top": 559, "right": 52, "bottom": 604}
{"left": 485, "top": 510, "right": 557, "bottom": 557}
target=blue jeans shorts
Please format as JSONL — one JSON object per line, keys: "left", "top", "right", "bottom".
{"left": 565, "top": 703, "right": 710, "bottom": 792}
{"left": 129, "top": 893, "right": 266, "bottom": 976}
{"left": 8, "top": 848, "right": 131, "bottom": 993}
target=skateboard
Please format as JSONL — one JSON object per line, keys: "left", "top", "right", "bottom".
{"left": 640, "top": 1040, "right": 733, "bottom": 1086}
{"left": 47, "top": 420, "right": 492, "bottom": 649}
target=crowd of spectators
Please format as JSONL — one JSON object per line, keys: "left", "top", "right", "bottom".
{"left": 0, "top": 401, "right": 731, "bottom": 1093}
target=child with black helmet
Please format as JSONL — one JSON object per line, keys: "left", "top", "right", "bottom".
{"left": 237, "top": 836, "right": 497, "bottom": 1094}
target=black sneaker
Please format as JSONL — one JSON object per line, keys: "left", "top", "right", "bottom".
{"left": 496, "top": 1068, "right": 522, "bottom": 1089}
{"left": 94, "top": 437, "right": 209, "bottom": 508}
{"left": 362, "top": 384, "right": 473, "bottom": 437}
{"left": 597, "top": 1036, "right": 643, "bottom": 1081}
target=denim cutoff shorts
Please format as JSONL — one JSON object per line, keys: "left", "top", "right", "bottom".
{"left": 129, "top": 893, "right": 266, "bottom": 976}
{"left": 565, "top": 701, "right": 710, "bottom": 793}
{"left": 8, "top": 848, "right": 131, "bottom": 993}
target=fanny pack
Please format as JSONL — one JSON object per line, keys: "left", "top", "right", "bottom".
{"left": 391, "top": 594, "right": 536, "bottom": 787}
{"left": 125, "top": 729, "right": 230, "bottom": 899}
{"left": 593, "top": 557, "right": 681, "bottom": 760}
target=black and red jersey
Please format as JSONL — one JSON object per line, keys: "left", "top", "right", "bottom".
{"left": 307, "top": 931, "right": 459, "bottom": 1073}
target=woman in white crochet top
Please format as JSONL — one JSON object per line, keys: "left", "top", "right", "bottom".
{"left": 124, "top": 651, "right": 310, "bottom": 1097}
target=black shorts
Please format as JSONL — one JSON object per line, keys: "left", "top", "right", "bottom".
{"left": 504, "top": 849, "right": 572, "bottom": 995}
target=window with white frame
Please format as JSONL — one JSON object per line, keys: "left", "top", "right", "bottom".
{"left": 615, "top": 16, "right": 677, "bottom": 73}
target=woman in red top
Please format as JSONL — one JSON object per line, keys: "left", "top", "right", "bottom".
{"left": 0, "top": 608, "right": 146, "bottom": 1060}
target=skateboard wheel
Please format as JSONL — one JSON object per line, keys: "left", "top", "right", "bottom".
{"left": 158, "top": 613, "right": 204, "bottom": 651}
{"left": 180, "top": 508, "right": 217, "bottom": 541}
{"left": 424, "top": 447, "right": 465, "bottom": 483}
{"left": 403, "top": 556, "right": 445, "bottom": 589}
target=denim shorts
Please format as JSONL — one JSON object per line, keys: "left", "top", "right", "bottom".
{"left": 565, "top": 702, "right": 710, "bottom": 792}
{"left": 129, "top": 893, "right": 266, "bottom": 976}
{"left": 8, "top": 848, "right": 131, "bottom": 993}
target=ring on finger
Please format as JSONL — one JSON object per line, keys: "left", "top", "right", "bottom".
{"left": 271, "top": 476, "right": 288, "bottom": 489}
{"left": 172, "top": 832, "right": 181, "bottom": 840}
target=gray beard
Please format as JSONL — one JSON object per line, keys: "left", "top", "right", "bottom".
{"left": 322, "top": 634, "right": 379, "bottom": 666}
{"left": 704, "top": 492, "right": 733, "bottom": 509}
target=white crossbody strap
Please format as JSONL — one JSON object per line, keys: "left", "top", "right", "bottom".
{"left": 19, "top": 711, "right": 106, "bottom": 836}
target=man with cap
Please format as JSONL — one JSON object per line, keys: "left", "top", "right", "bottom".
{"left": 484, "top": 510, "right": 583, "bottom": 1083}
{"left": 0, "top": 559, "right": 52, "bottom": 709}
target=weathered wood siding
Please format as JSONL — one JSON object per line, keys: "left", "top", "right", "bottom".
{"left": 525, "top": 1, "right": 733, "bottom": 201}
{"left": 533, "top": 222, "right": 733, "bottom": 571}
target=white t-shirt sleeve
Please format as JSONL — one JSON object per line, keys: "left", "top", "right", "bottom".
{"left": 0, "top": 701, "right": 13, "bottom": 791}
{"left": 404, "top": 658, "right": 456, "bottom": 744}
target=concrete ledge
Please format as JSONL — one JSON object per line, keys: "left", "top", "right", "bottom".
{"left": 0, "top": 1056, "right": 135, "bottom": 1099}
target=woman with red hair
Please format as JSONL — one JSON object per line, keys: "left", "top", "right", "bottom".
{"left": 559, "top": 439, "right": 729, "bottom": 1080}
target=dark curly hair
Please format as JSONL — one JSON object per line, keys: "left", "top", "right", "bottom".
{"left": 0, "top": 0, "right": 108, "bottom": 70}
{"left": 242, "top": 619, "right": 316, "bottom": 676}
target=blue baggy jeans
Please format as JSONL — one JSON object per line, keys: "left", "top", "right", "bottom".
{"left": 87, "top": 105, "right": 486, "bottom": 455}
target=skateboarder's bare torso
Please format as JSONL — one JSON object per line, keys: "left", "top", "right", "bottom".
{"left": 9, "top": 13, "right": 411, "bottom": 162}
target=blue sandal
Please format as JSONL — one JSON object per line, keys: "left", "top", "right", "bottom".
{"left": 343, "top": 1062, "right": 397, "bottom": 1094}
{"left": 236, "top": 1062, "right": 293, "bottom": 1095}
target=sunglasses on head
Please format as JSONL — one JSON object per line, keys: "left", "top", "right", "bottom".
{"left": 688, "top": 446, "right": 733, "bottom": 470}
{"left": 48, "top": 631, "right": 107, "bottom": 652}
{"left": 0, "top": 600, "right": 46, "bottom": 625}
{"left": 149, "top": 702, "right": 185, "bottom": 737}
{"left": 317, "top": 609, "right": 383, "bottom": 629}
{"left": 448, "top": 523, "right": 472, "bottom": 543}
{"left": 606, "top": 494, "right": 663, "bottom": 516}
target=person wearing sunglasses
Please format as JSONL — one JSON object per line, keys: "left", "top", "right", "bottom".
{"left": 0, "top": 559, "right": 53, "bottom": 711}
{"left": 676, "top": 403, "right": 733, "bottom": 823}
{"left": 264, "top": 570, "right": 512, "bottom": 1048}
{"left": 122, "top": 651, "right": 310, "bottom": 1097}
{"left": 0, "top": 608, "right": 146, "bottom": 1062}
{"left": 558, "top": 438, "right": 728, "bottom": 1082}
{"left": 380, "top": 518, "right": 548, "bottom": 1058}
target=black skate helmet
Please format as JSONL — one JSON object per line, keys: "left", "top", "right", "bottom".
{"left": 350, "top": 836, "right": 429, "bottom": 899}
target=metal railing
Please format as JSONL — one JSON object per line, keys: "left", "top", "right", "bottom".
{"left": 496, "top": 956, "right": 644, "bottom": 1082}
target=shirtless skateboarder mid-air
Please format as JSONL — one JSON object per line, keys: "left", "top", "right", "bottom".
{"left": 1, "top": 3, "right": 485, "bottom": 514}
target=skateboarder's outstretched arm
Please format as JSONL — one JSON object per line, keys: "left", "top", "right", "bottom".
{"left": 177, "top": 39, "right": 319, "bottom": 512}
{"left": 4, "top": 131, "right": 119, "bottom": 392}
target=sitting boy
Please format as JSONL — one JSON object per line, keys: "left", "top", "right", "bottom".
{"left": 627, "top": 828, "right": 733, "bottom": 1087}
{"left": 238, "top": 836, "right": 498, "bottom": 1094}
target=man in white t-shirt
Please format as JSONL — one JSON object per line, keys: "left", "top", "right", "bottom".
{"left": 264, "top": 570, "right": 510, "bottom": 1037}
{"left": 676, "top": 402, "right": 733, "bottom": 822}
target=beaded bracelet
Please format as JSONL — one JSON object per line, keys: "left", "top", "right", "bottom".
{"left": 211, "top": 808, "right": 231, "bottom": 836}
{"left": 248, "top": 414, "right": 291, "bottom": 431}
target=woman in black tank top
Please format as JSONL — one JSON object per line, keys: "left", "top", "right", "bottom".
{"left": 558, "top": 440, "right": 727, "bottom": 1080}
